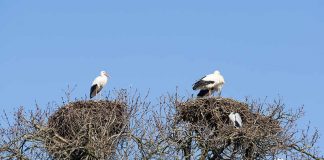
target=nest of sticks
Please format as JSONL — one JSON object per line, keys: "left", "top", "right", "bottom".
{"left": 176, "top": 97, "right": 282, "bottom": 158}
{"left": 46, "top": 100, "right": 127, "bottom": 160}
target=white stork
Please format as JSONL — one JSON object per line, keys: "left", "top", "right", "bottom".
{"left": 192, "top": 70, "right": 225, "bottom": 97}
{"left": 228, "top": 112, "right": 243, "bottom": 128}
{"left": 90, "top": 71, "right": 109, "bottom": 99}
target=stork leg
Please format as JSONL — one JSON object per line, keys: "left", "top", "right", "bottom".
{"left": 218, "top": 91, "right": 222, "bottom": 98}
{"left": 96, "top": 90, "right": 101, "bottom": 101}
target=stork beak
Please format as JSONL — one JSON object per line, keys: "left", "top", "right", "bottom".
{"left": 105, "top": 73, "right": 110, "bottom": 78}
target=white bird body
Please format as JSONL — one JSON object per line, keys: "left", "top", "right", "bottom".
{"left": 193, "top": 70, "right": 225, "bottom": 97}
{"left": 229, "top": 112, "right": 243, "bottom": 128}
{"left": 90, "top": 71, "right": 109, "bottom": 99}
{"left": 92, "top": 75, "right": 108, "bottom": 86}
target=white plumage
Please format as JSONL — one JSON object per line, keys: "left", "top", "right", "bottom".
{"left": 90, "top": 71, "right": 109, "bottom": 99}
{"left": 192, "top": 70, "right": 225, "bottom": 97}
{"left": 228, "top": 112, "right": 243, "bottom": 128}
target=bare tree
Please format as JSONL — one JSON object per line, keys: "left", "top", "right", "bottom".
{"left": 0, "top": 90, "right": 323, "bottom": 160}
{"left": 151, "top": 95, "right": 323, "bottom": 160}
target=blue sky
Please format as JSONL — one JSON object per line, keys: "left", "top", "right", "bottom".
{"left": 1, "top": 0, "right": 324, "bottom": 151}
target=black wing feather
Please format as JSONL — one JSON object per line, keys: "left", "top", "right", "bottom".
{"left": 235, "top": 121, "right": 241, "bottom": 128}
{"left": 90, "top": 84, "right": 98, "bottom": 99}
{"left": 197, "top": 89, "right": 210, "bottom": 97}
{"left": 193, "top": 77, "right": 214, "bottom": 90}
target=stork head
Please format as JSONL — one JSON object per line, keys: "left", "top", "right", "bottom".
{"left": 100, "top": 71, "right": 110, "bottom": 78}
{"left": 214, "top": 70, "right": 220, "bottom": 74}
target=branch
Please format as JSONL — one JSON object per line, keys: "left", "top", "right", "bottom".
{"left": 289, "top": 144, "right": 323, "bottom": 160}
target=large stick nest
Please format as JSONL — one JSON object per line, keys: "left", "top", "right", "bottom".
{"left": 46, "top": 100, "right": 127, "bottom": 160}
{"left": 176, "top": 97, "right": 282, "bottom": 158}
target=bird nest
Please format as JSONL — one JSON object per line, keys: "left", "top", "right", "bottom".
{"left": 176, "top": 97, "right": 282, "bottom": 158}
{"left": 46, "top": 100, "right": 127, "bottom": 160}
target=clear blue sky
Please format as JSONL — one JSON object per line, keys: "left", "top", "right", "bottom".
{"left": 1, "top": 0, "right": 324, "bottom": 151}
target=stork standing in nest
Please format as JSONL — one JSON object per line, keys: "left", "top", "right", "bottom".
{"left": 229, "top": 112, "right": 243, "bottom": 128}
{"left": 90, "top": 71, "right": 110, "bottom": 99}
{"left": 192, "top": 70, "right": 225, "bottom": 98}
